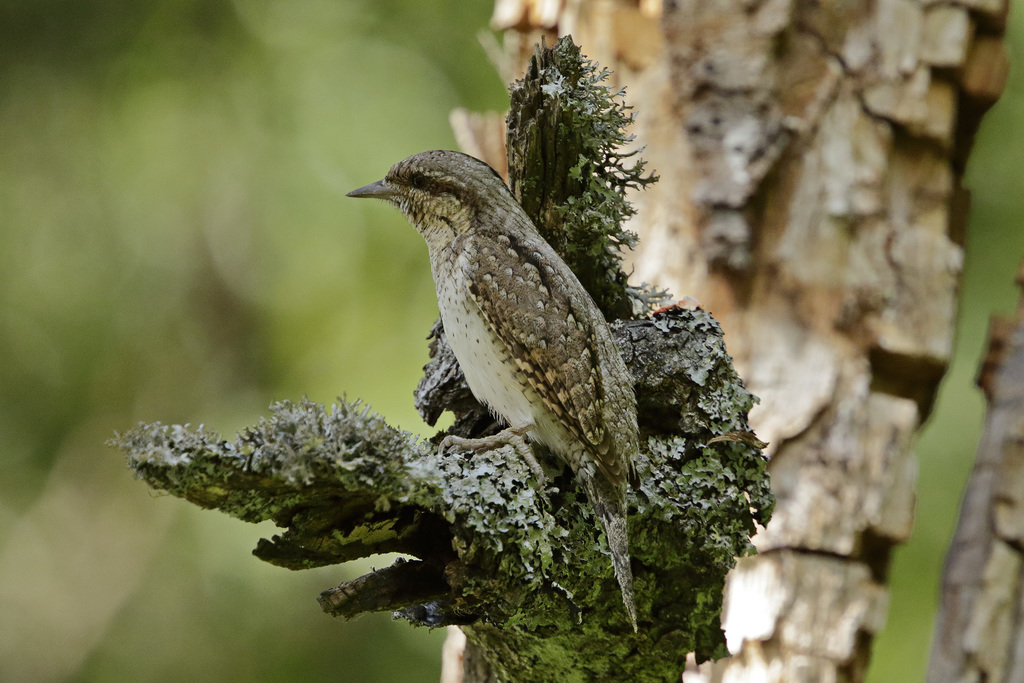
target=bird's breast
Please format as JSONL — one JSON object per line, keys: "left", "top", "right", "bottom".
{"left": 432, "top": 250, "right": 537, "bottom": 432}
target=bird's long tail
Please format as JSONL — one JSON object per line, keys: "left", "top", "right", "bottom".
{"left": 582, "top": 474, "right": 637, "bottom": 631}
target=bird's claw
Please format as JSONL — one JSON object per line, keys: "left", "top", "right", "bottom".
{"left": 437, "top": 430, "right": 547, "bottom": 485}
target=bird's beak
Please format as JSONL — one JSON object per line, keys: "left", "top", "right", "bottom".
{"left": 346, "top": 179, "right": 397, "bottom": 200}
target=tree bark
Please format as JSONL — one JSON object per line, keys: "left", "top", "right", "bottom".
{"left": 927, "top": 259, "right": 1024, "bottom": 683}
{"left": 476, "top": 0, "right": 1009, "bottom": 680}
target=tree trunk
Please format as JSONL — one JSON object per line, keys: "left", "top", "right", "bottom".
{"left": 473, "top": 0, "right": 1009, "bottom": 680}
{"left": 927, "top": 260, "right": 1024, "bottom": 682}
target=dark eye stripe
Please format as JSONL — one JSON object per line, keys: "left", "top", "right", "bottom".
{"left": 424, "top": 178, "right": 470, "bottom": 204}
{"left": 392, "top": 164, "right": 475, "bottom": 206}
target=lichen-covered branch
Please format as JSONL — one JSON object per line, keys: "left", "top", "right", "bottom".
{"left": 117, "top": 401, "right": 450, "bottom": 577}
{"left": 118, "top": 306, "right": 771, "bottom": 679}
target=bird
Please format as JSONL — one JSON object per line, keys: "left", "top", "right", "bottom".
{"left": 347, "top": 149, "right": 639, "bottom": 630}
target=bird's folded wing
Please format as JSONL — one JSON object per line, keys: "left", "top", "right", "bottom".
{"left": 463, "top": 232, "right": 608, "bottom": 453}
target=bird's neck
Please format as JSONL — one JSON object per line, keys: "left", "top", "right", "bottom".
{"left": 417, "top": 218, "right": 456, "bottom": 251}
{"left": 413, "top": 200, "right": 472, "bottom": 250}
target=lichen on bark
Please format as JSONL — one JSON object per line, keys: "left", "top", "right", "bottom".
{"left": 507, "top": 37, "right": 660, "bottom": 320}
{"left": 116, "top": 306, "right": 770, "bottom": 678}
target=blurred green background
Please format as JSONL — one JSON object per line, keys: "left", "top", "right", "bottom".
{"left": 0, "top": 1, "right": 1020, "bottom": 681}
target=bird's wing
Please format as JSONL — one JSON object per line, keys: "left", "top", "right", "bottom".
{"left": 463, "top": 232, "right": 609, "bottom": 453}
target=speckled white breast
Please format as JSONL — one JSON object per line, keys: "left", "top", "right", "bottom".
{"left": 431, "top": 248, "right": 536, "bottom": 432}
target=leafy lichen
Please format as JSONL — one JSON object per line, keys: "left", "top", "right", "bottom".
{"left": 115, "top": 305, "right": 772, "bottom": 680}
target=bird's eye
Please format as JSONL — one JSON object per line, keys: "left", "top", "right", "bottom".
{"left": 410, "top": 173, "right": 427, "bottom": 190}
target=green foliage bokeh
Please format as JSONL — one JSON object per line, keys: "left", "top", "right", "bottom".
{"left": 0, "top": 1, "right": 505, "bottom": 681}
{"left": 0, "top": 1, "right": 1022, "bottom": 681}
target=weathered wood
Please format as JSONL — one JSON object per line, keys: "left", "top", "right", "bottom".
{"left": 961, "top": 35, "right": 1011, "bottom": 104}
{"left": 449, "top": 109, "right": 508, "bottom": 180}
{"left": 921, "top": 5, "right": 974, "bottom": 68}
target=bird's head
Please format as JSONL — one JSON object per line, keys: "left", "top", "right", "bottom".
{"left": 347, "top": 150, "right": 515, "bottom": 246}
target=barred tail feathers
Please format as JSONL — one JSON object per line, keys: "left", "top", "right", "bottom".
{"left": 581, "top": 473, "right": 637, "bottom": 631}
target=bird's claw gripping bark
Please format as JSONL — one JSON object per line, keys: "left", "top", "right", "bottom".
{"left": 438, "top": 427, "right": 547, "bottom": 485}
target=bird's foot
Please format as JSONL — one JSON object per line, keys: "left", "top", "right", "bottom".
{"left": 438, "top": 427, "right": 546, "bottom": 484}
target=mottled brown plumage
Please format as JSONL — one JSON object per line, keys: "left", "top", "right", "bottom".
{"left": 348, "top": 150, "right": 639, "bottom": 628}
